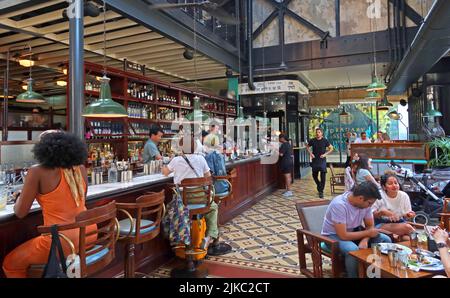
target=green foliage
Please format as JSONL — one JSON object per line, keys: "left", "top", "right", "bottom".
{"left": 427, "top": 137, "right": 450, "bottom": 168}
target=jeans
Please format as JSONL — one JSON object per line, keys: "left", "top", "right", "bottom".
{"left": 327, "top": 232, "right": 392, "bottom": 278}
{"left": 312, "top": 169, "right": 326, "bottom": 193}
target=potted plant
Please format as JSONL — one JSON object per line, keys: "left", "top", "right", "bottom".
{"left": 427, "top": 136, "right": 450, "bottom": 170}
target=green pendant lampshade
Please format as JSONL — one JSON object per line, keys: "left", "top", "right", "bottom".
{"left": 16, "top": 78, "right": 46, "bottom": 103}
{"left": 376, "top": 97, "right": 393, "bottom": 111}
{"left": 185, "top": 96, "right": 210, "bottom": 122}
{"left": 82, "top": 75, "right": 127, "bottom": 118}
{"left": 339, "top": 106, "right": 349, "bottom": 116}
{"left": 423, "top": 101, "right": 442, "bottom": 117}
{"left": 234, "top": 106, "right": 248, "bottom": 126}
{"left": 365, "top": 91, "right": 381, "bottom": 100}
{"left": 366, "top": 77, "right": 387, "bottom": 92}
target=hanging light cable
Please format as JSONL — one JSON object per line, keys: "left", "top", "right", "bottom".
{"left": 82, "top": 0, "right": 127, "bottom": 118}
{"left": 16, "top": 46, "right": 46, "bottom": 103}
{"left": 366, "top": 15, "right": 386, "bottom": 92}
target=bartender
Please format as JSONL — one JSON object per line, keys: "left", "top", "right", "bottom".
{"left": 204, "top": 123, "right": 222, "bottom": 153}
{"left": 142, "top": 125, "right": 163, "bottom": 163}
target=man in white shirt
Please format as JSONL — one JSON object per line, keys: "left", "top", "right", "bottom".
{"left": 354, "top": 132, "right": 372, "bottom": 144}
{"left": 162, "top": 138, "right": 218, "bottom": 248}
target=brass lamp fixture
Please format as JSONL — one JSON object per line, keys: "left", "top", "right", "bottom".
{"left": 82, "top": 0, "right": 127, "bottom": 118}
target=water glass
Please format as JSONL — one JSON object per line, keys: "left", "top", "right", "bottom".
{"left": 0, "top": 182, "right": 7, "bottom": 210}
{"left": 409, "top": 231, "right": 418, "bottom": 248}
{"left": 387, "top": 250, "right": 398, "bottom": 268}
{"left": 371, "top": 243, "right": 381, "bottom": 256}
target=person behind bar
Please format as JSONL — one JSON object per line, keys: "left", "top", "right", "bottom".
{"left": 306, "top": 127, "right": 333, "bottom": 198}
{"left": 142, "top": 125, "right": 163, "bottom": 163}
{"left": 2, "top": 130, "right": 94, "bottom": 278}
{"left": 354, "top": 131, "right": 372, "bottom": 144}
{"left": 203, "top": 123, "right": 222, "bottom": 154}
{"left": 162, "top": 137, "right": 219, "bottom": 249}
{"left": 321, "top": 181, "right": 392, "bottom": 278}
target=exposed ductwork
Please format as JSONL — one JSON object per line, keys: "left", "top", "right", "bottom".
{"left": 387, "top": 0, "right": 450, "bottom": 95}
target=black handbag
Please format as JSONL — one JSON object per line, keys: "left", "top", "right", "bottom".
{"left": 42, "top": 225, "right": 68, "bottom": 278}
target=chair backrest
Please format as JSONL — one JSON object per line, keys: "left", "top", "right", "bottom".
{"left": 116, "top": 190, "right": 165, "bottom": 244}
{"left": 180, "top": 176, "right": 214, "bottom": 216}
{"left": 329, "top": 164, "right": 336, "bottom": 177}
{"left": 74, "top": 200, "right": 117, "bottom": 277}
{"left": 296, "top": 200, "right": 330, "bottom": 234}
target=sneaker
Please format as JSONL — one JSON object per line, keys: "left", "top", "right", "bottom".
{"left": 282, "top": 191, "right": 293, "bottom": 197}
{"left": 200, "top": 236, "right": 211, "bottom": 251}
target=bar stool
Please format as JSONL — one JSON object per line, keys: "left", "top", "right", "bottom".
{"left": 170, "top": 176, "right": 214, "bottom": 278}
{"left": 27, "top": 201, "right": 117, "bottom": 278}
{"left": 208, "top": 168, "right": 236, "bottom": 256}
{"left": 115, "top": 190, "right": 165, "bottom": 278}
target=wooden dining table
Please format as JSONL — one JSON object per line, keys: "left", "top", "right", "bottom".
{"left": 349, "top": 241, "right": 444, "bottom": 278}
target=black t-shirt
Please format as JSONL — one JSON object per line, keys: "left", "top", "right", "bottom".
{"left": 279, "top": 142, "right": 293, "bottom": 165}
{"left": 308, "top": 138, "right": 331, "bottom": 169}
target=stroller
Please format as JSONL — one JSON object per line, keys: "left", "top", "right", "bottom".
{"left": 387, "top": 161, "right": 449, "bottom": 225}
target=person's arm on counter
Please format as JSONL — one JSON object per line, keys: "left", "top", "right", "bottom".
{"left": 432, "top": 227, "right": 450, "bottom": 277}
{"left": 14, "top": 166, "right": 39, "bottom": 219}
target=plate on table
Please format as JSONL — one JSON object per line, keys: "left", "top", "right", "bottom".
{"left": 409, "top": 256, "right": 444, "bottom": 272}
{"left": 378, "top": 243, "right": 413, "bottom": 255}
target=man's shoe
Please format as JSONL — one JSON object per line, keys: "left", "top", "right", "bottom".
{"left": 319, "top": 192, "right": 324, "bottom": 198}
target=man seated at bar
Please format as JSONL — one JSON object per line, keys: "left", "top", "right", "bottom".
{"left": 162, "top": 138, "right": 219, "bottom": 248}
{"left": 321, "top": 181, "right": 392, "bottom": 278}
{"left": 354, "top": 132, "right": 372, "bottom": 144}
{"left": 2, "top": 130, "right": 94, "bottom": 278}
{"left": 142, "top": 125, "right": 163, "bottom": 163}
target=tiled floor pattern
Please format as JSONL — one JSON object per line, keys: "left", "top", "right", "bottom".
{"left": 150, "top": 170, "right": 345, "bottom": 278}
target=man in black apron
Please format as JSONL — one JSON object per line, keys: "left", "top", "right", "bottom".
{"left": 306, "top": 128, "right": 334, "bottom": 198}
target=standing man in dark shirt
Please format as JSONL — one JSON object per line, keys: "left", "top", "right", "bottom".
{"left": 279, "top": 134, "right": 294, "bottom": 197}
{"left": 306, "top": 128, "right": 334, "bottom": 198}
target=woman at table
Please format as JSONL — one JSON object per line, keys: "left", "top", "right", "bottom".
{"left": 2, "top": 130, "right": 93, "bottom": 278}
{"left": 371, "top": 174, "right": 416, "bottom": 240}
{"left": 354, "top": 153, "right": 379, "bottom": 187}
{"left": 431, "top": 227, "right": 450, "bottom": 277}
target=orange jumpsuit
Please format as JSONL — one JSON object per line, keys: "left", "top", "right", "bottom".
{"left": 2, "top": 169, "right": 92, "bottom": 278}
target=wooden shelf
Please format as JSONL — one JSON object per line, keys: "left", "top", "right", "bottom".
{"left": 84, "top": 90, "right": 126, "bottom": 101}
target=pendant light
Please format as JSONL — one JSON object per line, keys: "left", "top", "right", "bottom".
{"left": 376, "top": 96, "right": 393, "bottom": 110}
{"left": 365, "top": 90, "right": 381, "bottom": 100}
{"left": 185, "top": 95, "right": 210, "bottom": 122}
{"left": 387, "top": 108, "right": 401, "bottom": 120}
{"left": 234, "top": 106, "right": 247, "bottom": 126}
{"left": 423, "top": 87, "right": 442, "bottom": 117}
{"left": 16, "top": 46, "right": 46, "bottom": 103}
{"left": 339, "top": 106, "right": 349, "bottom": 117}
{"left": 366, "top": 15, "right": 386, "bottom": 92}
{"left": 82, "top": 0, "right": 127, "bottom": 118}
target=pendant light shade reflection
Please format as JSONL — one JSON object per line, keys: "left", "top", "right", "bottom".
{"left": 185, "top": 96, "right": 210, "bottom": 122}
{"left": 376, "top": 97, "right": 393, "bottom": 111}
{"left": 366, "top": 77, "right": 387, "bottom": 92}
{"left": 16, "top": 78, "right": 46, "bottom": 103}
{"left": 365, "top": 91, "right": 381, "bottom": 100}
{"left": 423, "top": 101, "right": 442, "bottom": 117}
{"left": 82, "top": 75, "right": 128, "bottom": 118}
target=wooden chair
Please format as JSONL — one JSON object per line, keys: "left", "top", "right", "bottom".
{"left": 27, "top": 201, "right": 117, "bottom": 278}
{"left": 115, "top": 190, "right": 165, "bottom": 278}
{"left": 208, "top": 168, "right": 237, "bottom": 256}
{"left": 296, "top": 200, "right": 344, "bottom": 278}
{"left": 329, "top": 164, "right": 345, "bottom": 194}
{"left": 170, "top": 176, "right": 214, "bottom": 278}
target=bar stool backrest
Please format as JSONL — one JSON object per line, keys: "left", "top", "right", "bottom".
{"left": 131, "top": 190, "right": 165, "bottom": 244}
{"left": 179, "top": 176, "right": 214, "bottom": 216}
{"left": 36, "top": 200, "right": 117, "bottom": 278}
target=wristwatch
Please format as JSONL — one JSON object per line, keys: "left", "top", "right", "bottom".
{"left": 436, "top": 242, "right": 448, "bottom": 249}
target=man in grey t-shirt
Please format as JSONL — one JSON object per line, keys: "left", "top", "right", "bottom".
{"left": 142, "top": 126, "right": 163, "bottom": 163}
{"left": 321, "top": 181, "right": 392, "bottom": 278}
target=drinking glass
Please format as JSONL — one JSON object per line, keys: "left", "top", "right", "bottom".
{"left": 417, "top": 232, "right": 428, "bottom": 250}
{"left": 387, "top": 250, "right": 398, "bottom": 268}
{"left": 0, "top": 182, "right": 7, "bottom": 210}
{"left": 409, "top": 231, "right": 418, "bottom": 248}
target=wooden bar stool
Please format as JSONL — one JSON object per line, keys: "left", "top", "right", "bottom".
{"left": 208, "top": 168, "right": 236, "bottom": 256}
{"left": 27, "top": 201, "right": 117, "bottom": 278}
{"left": 115, "top": 190, "right": 165, "bottom": 278}
{"left": 170, "top": 176, "right": 214, "bottom": 278}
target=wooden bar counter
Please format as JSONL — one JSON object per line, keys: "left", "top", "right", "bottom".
{"left": 0, "top": 155, "right": 279, "bottom": 277}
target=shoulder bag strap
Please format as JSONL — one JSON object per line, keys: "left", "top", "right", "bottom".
{"left": 181, "top": 154, "right": 200, "bottom": 177}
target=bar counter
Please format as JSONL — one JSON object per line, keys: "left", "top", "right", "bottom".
{"left": 0, "top": 155, "right": 279, "bottom": 277}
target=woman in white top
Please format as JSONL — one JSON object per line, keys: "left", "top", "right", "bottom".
{"left": 372, "top": 174, "right": 415, "bottom": 240}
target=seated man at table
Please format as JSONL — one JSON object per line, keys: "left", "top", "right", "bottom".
{"left": 321, "top": 181, "right": 392, "bottom": 278}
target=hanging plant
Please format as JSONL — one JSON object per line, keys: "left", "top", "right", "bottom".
{"left": 427, "top": 136, "right": 450, "bottom": 168}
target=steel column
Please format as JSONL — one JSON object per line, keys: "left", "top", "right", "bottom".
{"left": 69, "top": 0, "right": 84, "bottom": 139}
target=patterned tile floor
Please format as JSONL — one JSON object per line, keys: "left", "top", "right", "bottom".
{"left": 150, "top": 170, "right": 345, "bottom": 278}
